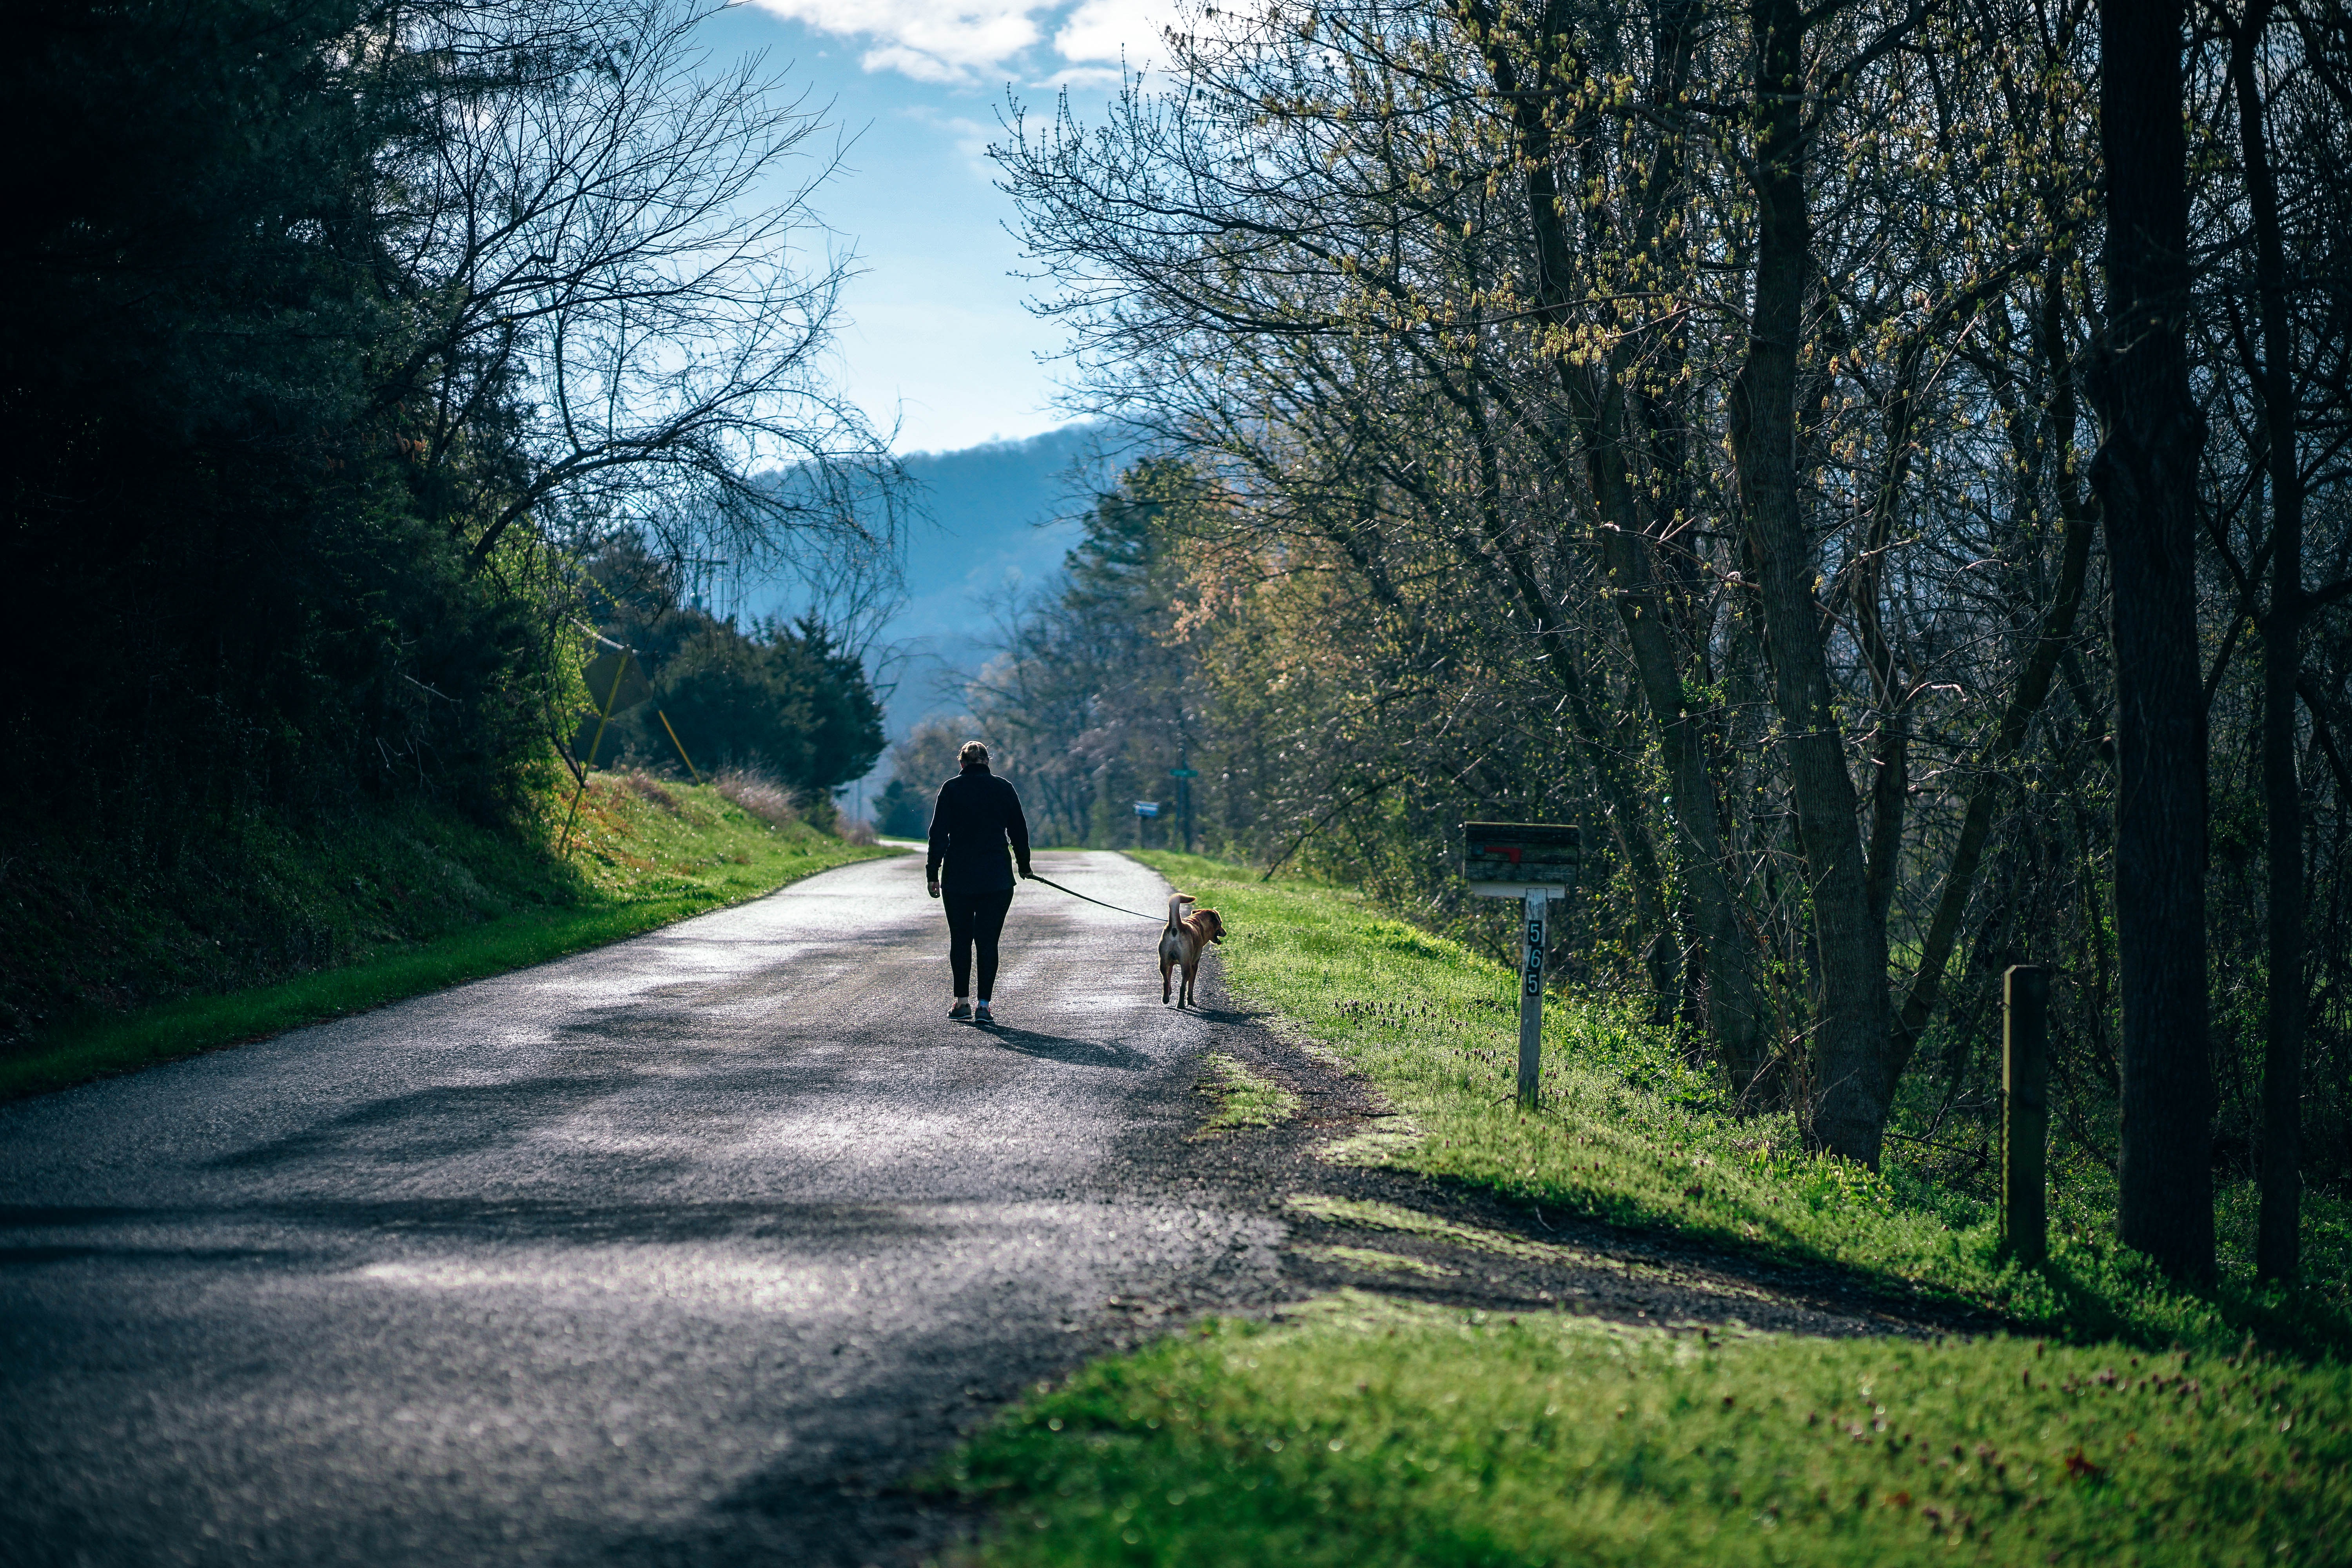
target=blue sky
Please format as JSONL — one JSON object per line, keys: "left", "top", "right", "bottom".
{"left": 698, "top": 0, "right": 1173, "bottom": 454}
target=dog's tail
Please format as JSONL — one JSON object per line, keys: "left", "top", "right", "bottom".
{"left": 1166, "top": 893, "right": 1192, "bottom": 933}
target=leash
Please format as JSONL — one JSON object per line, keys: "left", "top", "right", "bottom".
{"left": 1024, "top": 873, "right": 1169, "bottom": 922}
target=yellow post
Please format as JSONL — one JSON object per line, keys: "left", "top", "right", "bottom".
{"left": 656, "top": 709, "right": 701, "bottom": 784}
{"left": 557, "top": 773, "right": 590, "bottom": 856}
{"left": 559, "top": 651, "right": 635, "bottom": 853}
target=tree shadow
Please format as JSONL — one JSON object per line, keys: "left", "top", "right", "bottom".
{"left": 2029, "top": 1251, "right": 2352, "bottom": 1365}
{"left": 205, "top": 1073, "right": 644, "bottom": 1170}
{"left": 977, "top": 1026, "right": 1152, "bottom": 1071}
{"left": 0, "top": 1196, "right": 967, "bottom": 1255}
{"left": 1168, "top": 1005, "right": 1259, "bottom": 1027}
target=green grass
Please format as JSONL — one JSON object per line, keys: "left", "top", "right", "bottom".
{"left": 1281, "top": 1194, "right": 1647, "bottom": 1274}
{"left": 1289, "top": 1244, "right": 1460, "bottom": 1280}
{"left": 946, "top": 1297, "right": 2350, "bottom": 1568}
{"left": 2, "top": 772, "right": 890, "bottom": 1097}
{"left": 930, "top": 852, "right": 2352, "bottom": 1565}
{"left": 1132, "top": 852, "right": 2352, "bottom": 1357}
{"left": 1197, "top": 1051, "right": 1301, "bottom": 1134}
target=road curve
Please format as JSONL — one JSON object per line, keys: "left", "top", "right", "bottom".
{"left": 0, "top": 849, "right": 1274, "bottom": 1566}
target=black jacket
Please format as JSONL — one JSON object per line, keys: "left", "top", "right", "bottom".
{"left": 926, "top": 766, "right": 1032, "bottom": 891}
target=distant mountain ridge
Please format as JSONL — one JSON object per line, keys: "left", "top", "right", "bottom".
{"left": 880, "top": 422, "right": 1117, "bottom": 721}
{"left": 751, "top": 422, "right": 1125, "bottom": 765}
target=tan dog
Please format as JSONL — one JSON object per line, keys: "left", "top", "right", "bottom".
{"left": 1158, "top": 893, "right": 1226, "bottom": 1008}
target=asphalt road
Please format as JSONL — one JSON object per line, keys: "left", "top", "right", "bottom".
{"left": 0, "top": 850, "right": 1279, "bottom": 1566}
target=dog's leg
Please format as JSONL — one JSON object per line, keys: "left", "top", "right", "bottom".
{"left": 1161, "top": 955, "right": 1173, "bottom": 1005}
{"left": 1181, "top": 960, "right": 1199, "bottom": 1009}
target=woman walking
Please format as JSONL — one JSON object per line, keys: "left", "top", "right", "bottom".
{"left": 926, "top": 740, "right": 1032, "bottom": 1024}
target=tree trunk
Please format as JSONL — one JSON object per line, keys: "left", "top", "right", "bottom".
{"left": 1591, "top": 414, "right": 1774, "bottom": 1095}
{"left": 1458, "top": 379, "right": 1679, "bottom": 1006}
{"left": 2229, "top": 0, "right": 2304, "bottom": 1285}
{"left": 2090, "top": 0, "right": 2214, "bottom": 1283}
{"left": 1895, "top": 263, "right": 2098, "bottom": 1063}
{"left": 1729, "top": 0, "right": 1893, "bottom": 1165}
{"left": 1458, "top": 0, "right": 1766, "bottom": 1072}
{"left": 1604, "top": 0, "right": 1770, "bottom": 1093}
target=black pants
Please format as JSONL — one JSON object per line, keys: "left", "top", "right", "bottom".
{"left": 944, "top": 885, "right": 1015, "bottom": 998}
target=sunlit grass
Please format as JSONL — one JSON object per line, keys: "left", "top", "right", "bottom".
{"left": 929, "top": 850, "right": 2352, "bottom": 1563}
{"left": 5, "top": 775, "right": 891, "bottom": 1097}
{"left": 1196, "top": 1051, "right": 1301, "bottom": 1134}
{"left": 1133, "top": 851, "right": 2350, "bottom": 1359}
{"left": 945, "top": 1296, "right": 2351, "bottom": 1567}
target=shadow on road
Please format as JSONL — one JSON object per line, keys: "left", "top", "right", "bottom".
{"left": 975, "top": 1027, "right": 1151, "bottom": 1071}
{"left": 1163, "top": 1006, "right": 1257, "bottom": 1027}
{"left": 0, "top": 1198, "right": 978, "bottom": 1255}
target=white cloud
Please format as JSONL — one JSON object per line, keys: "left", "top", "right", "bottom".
{"left": 749, "top": 0, "right": 1042, "bottom": 79}
{"left": 1053, "top": 0, "right": 1167, "bottom": 67}
{"left": 746, "top": 0, "right": 1170, "bottom": 83}
{"left": 857, "top": 42, "right": 974, "bottom": 82}
{"left": 1040, "top": 64, "right": 1131, "bottom": 89}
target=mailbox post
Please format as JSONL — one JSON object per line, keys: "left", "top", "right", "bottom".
{"left": 1462, "top": 823, "right": 1581, "bottom": 1107}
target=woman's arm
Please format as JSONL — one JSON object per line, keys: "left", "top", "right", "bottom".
{"left": 926, "top": 780, "right": 952, "bottom": 896}
{"left": 1004, "top": 780, "right": 1033, "bottom": 878}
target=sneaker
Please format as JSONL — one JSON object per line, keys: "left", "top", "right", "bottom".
{"left": 948, "top": 1000, "right": 972, "bottom": 1020}
{"left": 973, "top": 1003, "right": 996, "bottom": 1026}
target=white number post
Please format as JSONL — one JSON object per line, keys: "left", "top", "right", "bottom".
{"left": 1462, "top": 823, "right": 1582, "bottom": 1107}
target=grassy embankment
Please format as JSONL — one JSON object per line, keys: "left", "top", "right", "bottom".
{"left": 1, "top": 772, "right": 889, "bottom": 1098}
{"left": 942, "top": 852, "right": 2352, "bottom": 1566}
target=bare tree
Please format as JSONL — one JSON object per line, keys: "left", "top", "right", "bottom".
{"left": 372, "top": 0, "right": 900, "bottom": 580}
{"left": 2205, "top": 0, "right": 2352, "bottom": 1283}
{"left": 995, "top": 0, "right": 2352, "bottom": 1252}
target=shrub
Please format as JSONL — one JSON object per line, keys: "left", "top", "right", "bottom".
{"left": 618, "top": 769, "right": 681, "bottom": 811}
{"left": 714, "top": 768, "right": 798, "bottom": 826}
{"left": 874, "top": 777, "right": 932, "bottom": 837}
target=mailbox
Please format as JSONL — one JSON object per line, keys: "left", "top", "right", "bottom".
{"left": 1461, "top": 822, "right": 1580, "bottom": 1107}
{"left": 1461, "top": 822, "right": 1580, "bottom": 899}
